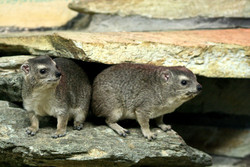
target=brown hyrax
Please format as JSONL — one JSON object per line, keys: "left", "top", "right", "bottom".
{"left": 21, "top": 55, "right": 91, "bottom": 138}
{"left": 92, "top": 63, "right": 202, "bottom": 140}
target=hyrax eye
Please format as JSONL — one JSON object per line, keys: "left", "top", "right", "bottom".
{"left": 40, "top": 69, "right": 46, "bottom": 74}
{"left": 181, "top": 80, "right": 187, "bottom": 86}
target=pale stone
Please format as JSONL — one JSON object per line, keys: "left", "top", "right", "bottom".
{"left": 0, "top": 56, "right": 34, "bottom": 102}
{"left": 83, "top": 14, "right": 250, "bottom": 32}
{"left": 0, "top": 29, "right": 249, "bottom": 78}
{"left": 0, "top": 0, "right": 78, "bottom": 28}
{"left": 69, "top": 0, "right": 250, "bottom": 19}
{"left": 0, "top": 56, "right": 35, "bottom": 75}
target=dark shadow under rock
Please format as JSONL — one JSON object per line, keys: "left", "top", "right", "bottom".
{"left": 0, "top": 101, "right": 212, "bottom": 167}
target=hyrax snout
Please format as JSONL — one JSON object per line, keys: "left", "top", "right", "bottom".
{"left": 92, "top": 63, "right": 202, "bottom": 140}
{"left": 21, "top": 55, "right": 91, "bottom": 138}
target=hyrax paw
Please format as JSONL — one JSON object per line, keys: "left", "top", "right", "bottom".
{"left": 117, "top": 129, "right": 130, "bottom": 137}
{"left": 159, "top": 124, "right": 172, "bottom": 132}
{"left": 26, "top": 127, "right": 37, "bottom": 136}
{"left": 73, "top": 123, "right": 83, "bottom": 131}
{"left": 143, "top": 132, "right": 157, "bottom": 141}
{"left": 51, "top": 131, "right": 66, "bottom": 139}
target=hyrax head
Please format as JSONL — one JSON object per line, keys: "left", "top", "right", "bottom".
{"left": 159, "top": 66, "right": 202, "bottom": 100}
{"left": 21, "top": 55, "right": 61, "bottom": 87}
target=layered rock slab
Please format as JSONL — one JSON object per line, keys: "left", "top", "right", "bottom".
{"left": 0, "top": 56, "right": 35, "bottom": 102}
{"left": 0, "top": 0, "right": 78, "bottom": 29}
{"left": 0, "top": 101, "right": 212, "bottom": 166}
{"left": 81, "top": 14, "right": 250, "bottom": 32}
{"left": 69, "top": 0, "right": 250, "bottom": 19}
{"left": 68, "top": 0, "right": 250, "bottom": 31}
{"left": 0, "top": 29, "right": 249, "bottom": 78}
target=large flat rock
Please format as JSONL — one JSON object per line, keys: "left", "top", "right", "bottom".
{"left": 0, "top": 0, "right": 78, "bottom": 29}
{"left": 0, "top": 29, "right": 249, "bottom": 78}
{"left": 81, "top": 14, "right": 250, "bottom": 32}
{"left": 0, "top": 101, "right": 212, "bottom": 166}
{"left": 69, "top": 0, "right": 250, "bottom": 19}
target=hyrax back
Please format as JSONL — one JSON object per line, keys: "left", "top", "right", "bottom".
{"left": 92, "top": 63, "right": 202, "bottom": 140}
{"left": 21, "top": 55, "right": 91, "bottom": 138}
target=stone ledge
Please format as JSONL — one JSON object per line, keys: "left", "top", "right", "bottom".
{"left": 0, "top": 29, "right": 249, "bottom": 78}
{"left": 0, "top": 101, "right": 212, "bottom": 167}
{"left": 0, "top": 0, "right": 78, "bottom": 28}
{"left": 69, "top": 0, "right": 250, "bottom": 19}
{"left": 82, "top": 14, "right": 250, "bottom": 32}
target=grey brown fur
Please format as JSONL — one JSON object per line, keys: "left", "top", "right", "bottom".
{"left": 21, "top": 56, "right": 91, "bottom": 138}
{"left": 92, "top": 63, "right": 202, "bottom": 140}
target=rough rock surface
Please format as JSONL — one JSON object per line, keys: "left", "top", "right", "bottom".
{"left": 172, "top": 125, "right": 250, "bottom": 167}
{"left": 0, "top": 56, "right": 34, "bottom": 102}
{"left": 83, "top": 14, "right": 250, "bottom": 32}
{"left": 0, "top": 29, "right": 249, "bottom": 78}
{"left": 69, "top": 0, "right": 250, "bottom": 19}
{"left": 0, "top": 0, "right": 78, "bottom": 29}
{"left": 175, "top": 125, "right": 250, "bottom": 159}
{"left": 0, "top": 101, "right": 212, "bottom": 167}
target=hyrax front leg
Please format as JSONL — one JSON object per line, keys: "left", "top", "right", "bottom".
{"left": 52, "top": 114, "right": 69, "bottom": 139}
{"left": 155, "top": 116, "right": 171, "bottom": 132}
{"left": 26, "top": 112, "right": 39, "bottom": 136}
{"left": 135, "top": 110, "right": 157, "bottom": 140}
{"left": 105, "top": 109, "right": 130, "bottom": 137}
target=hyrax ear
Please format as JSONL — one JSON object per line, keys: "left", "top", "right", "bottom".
{"left": 161, "top": 70, "right": 171, "bottom": 82}
{"left": 21, "top": 64, "right": 30, "bottom": 74}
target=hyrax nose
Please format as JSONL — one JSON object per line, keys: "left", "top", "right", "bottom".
{"left": 55, "top": 71, "right": 61, "bottom": 78}
{"left": 197, "top": 84, "right": 202, "bottom": 91}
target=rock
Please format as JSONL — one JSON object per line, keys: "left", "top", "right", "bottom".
{"left": 0, "top": 55, "right": 35, "bottom": 74}
{"left": 68, "top": 0, "right": 250, "bottom": 19}
{"left": 163, "top": 122, "right": 250, "bottom": 167}
{"left": 0, "top": 100, "right": 212, "bottom": 167}
{"left": 0, "top": 72, "right": 22, "bottom": 102}
{"left": 212, "top": 155, "right": 250, "bottom": 167}
{"left": 0, "top": 29, "right": 249, "bottom": 78}
{"left": 82, "top": 14, "right": 250, "bottom": 32}
{"left": 0, "top": 56, "right": 34, "bottom": 102}
{"left": 172, "top": 125, "right": 250, "bottom": 165}
{"left": 0, "top": 0, "right": 78, "bottom": 31}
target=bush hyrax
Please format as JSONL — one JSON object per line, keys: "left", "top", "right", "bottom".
{"left": 21, "top": 56, "right": 91, "bottom": 138}
{"left": 92, "top": 63, "right": 202, "bottom": 140}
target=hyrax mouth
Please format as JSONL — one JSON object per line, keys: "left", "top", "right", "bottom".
{"left": 186, "top": 84, "right": 202, "bottom": 96}
{"left": 47, "top": 78, "right": 60, "bottom": 83}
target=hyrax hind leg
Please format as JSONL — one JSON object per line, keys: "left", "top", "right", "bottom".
{"left": 155, "top": 116, "right": 172, "bottom": 132}
{"left": 105, "top": 109, "right": 130, "bottom": 137}
{"left": 73, "top": 108, "right": 87, "bottom": 130}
